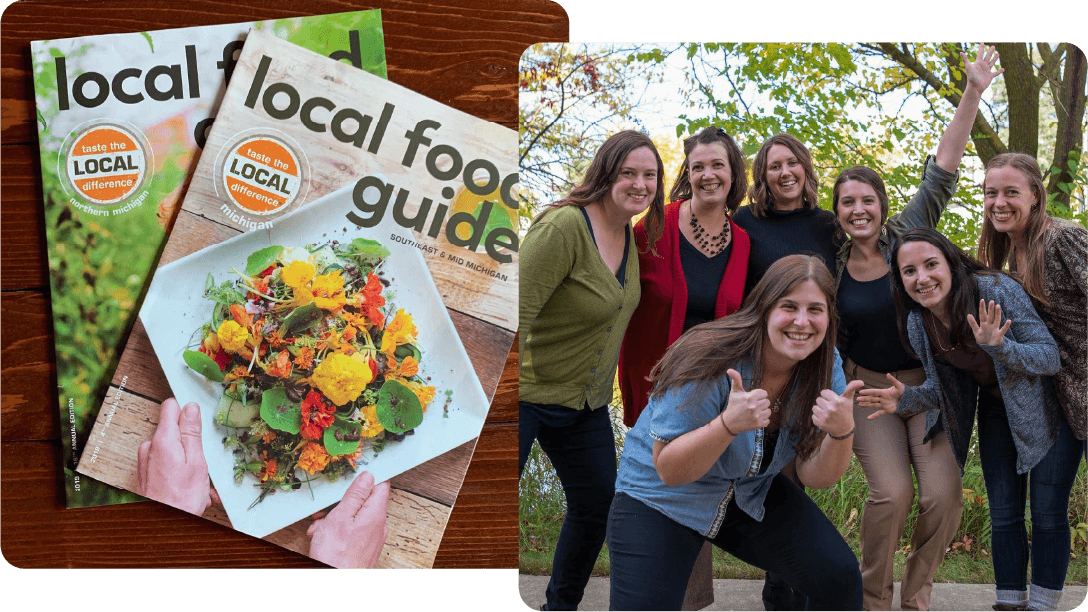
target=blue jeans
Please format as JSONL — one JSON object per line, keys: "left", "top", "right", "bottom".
{"left": 977, "top": 393, "right": 1082, "bottom": 592}
{"left": 520, "top": 401, "right": 617, "bottom": 611}
{"left": 607, "top": 475, "right": 863, "bottom": 611}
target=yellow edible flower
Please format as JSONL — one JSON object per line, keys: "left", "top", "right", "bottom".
{"left": 311, "top": 352, "right": 373, "bottom": 406}
{"left": 359, "top": 404, "right": 384, "bottom": 438}
{"left": 291, "top": 286, "right": 314, "bottom": 307}
{"left": 380, "top": 309, "right": 417, "bottom": 358}
{"left": 312, "top": 270, "right": 347, "bottom": 311}
{"left": 406, "top": 381, "right": 437, "bottom": 411}
{"left": 281, "top": 260, "right": 315, "bottom": 288}
{"left": 217, "top": 320, "right": 250, "bottom": 352}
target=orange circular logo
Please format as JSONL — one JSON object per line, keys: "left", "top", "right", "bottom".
{"left": 66, "top": 124, "right": 146, "bottom": 204}
{"left": 222, "top": 136, "right": 301, "bottom": 216}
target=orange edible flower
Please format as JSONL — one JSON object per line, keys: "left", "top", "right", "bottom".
{"left": 258, "top": 459, "right": 278, "bottom": 483}
{"left": 224, "top": 365, "right": 250, "bottom": 382}
{"left": 265, "top": 350, "right": 292, "bottom": 378}
{"left": 387, "top": 355, "right": 419, "bottom": 379}
{"left": 353, "top": 273, "right": 386, "bottom": 329}
{"left": 294, "top": 346, "right": 315, "bottom": 369}
{"left": 261, "top": 431, "right": 276, "bottom": 444}
{"left": 300, "top": 390, "right": 336, "bottom": 439}
{"left": 298, "top": 443, "right": 331, "bottom": 475}
{"left": 229, "top": 304, "right": 253, "bottom": 329}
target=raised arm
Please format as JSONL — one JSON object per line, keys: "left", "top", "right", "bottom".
{"left": 892, "top": 45, "right": 1003, "bottom": 233}
{"left": 934, "top": 44, "right": 1002, "bottom": 173}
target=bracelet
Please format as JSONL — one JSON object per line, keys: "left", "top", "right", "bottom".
{"left": 827, "top": 426, "right": 855, "bottom": 440}
{"left": 719, "top": 411, "right": 740, "bottom": 437}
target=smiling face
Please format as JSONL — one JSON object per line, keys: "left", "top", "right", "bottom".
{"left": 896, "top": 240, "right": 953, "bottom": 319}
{"left": 687, "top": 142, "right": 732, "bottom": 209}
{"left": 765, "top": 144, "right": 806, "bottom": 210}
{"left": 836, "top": 180, "right": 883, "bottom": 241}
{"left": 762, "top": 279, "right": 829, "bottom": 367}
{"left": 601, "top": 146, "right": 658, "bottom": 218}
{"left": 984, "top": 165, "right": 1037, "bottom": 241}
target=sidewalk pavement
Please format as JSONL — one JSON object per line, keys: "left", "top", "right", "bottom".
{"left": 518, "top": 575, "right": 1088, "bottom": 611}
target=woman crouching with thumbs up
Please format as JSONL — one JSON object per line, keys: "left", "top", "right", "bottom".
{"left": 607, "top": 254, "right": 864, "bottom": 611}
{"left": 860, "top": 228, "right": 1078, "bottom": 611}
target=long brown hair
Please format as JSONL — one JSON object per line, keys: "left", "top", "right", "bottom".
{"left": 748, "top": 133, "right": 820, "bottom": 218}
{"left": 832, "top": 166, "right": 890, "bottom": 242}
{"left": 669, "top": 127, "right": 748, "bottom": 213}
{"left": 977, "top": 152, "right": 1052, "bottom": 306}
{"left": 891, "top": 228, "right": 1000, "bottom": 357}
{"left": 551, "top": 130, "right": 666, "bottom": 254}
{"left": 649, "top": 254, "right": 837, "bottom": 460}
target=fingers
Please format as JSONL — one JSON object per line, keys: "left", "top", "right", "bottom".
{"left": 841, "top": 379, "right": 865, "bottom": 401}
{"left": 340, "top": 471, "right": 377, "bottom": 518}
{"left": 136, "top": 440, "right": 151, "bottom": 495}
{"left": 360, "top": 479, "right": 391, "bottom": 524}
{"left": 867, "top": 410, "right": 889, "bottom": 420}
{"left": 726, "top": 368, "right": 746, "bottom": 394}
{"left": 177, "top": 402, "right": 204, "bottom": 464}
{"left": 967, "top": 313, "right": 980, "bottom": 336}
{"left": 886, "top": 373, "right": 905, "bottom": 394}
{"left": 153, "top": 398, "right": 182, "bottom": 447}
{"left": 306, "top": 517, "right": 322, "bottom": 538}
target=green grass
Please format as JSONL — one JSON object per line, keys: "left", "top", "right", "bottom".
{"left": 519, "top": 404, "right": 1088, "bottom": 586}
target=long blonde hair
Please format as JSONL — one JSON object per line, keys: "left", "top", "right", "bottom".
{"left": 977, "top": 152, "right": 1052, "bottom": 306}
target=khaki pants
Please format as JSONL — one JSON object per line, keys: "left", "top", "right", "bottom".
{"left": 845, "top": 358, "right": 963, "bottom": 611}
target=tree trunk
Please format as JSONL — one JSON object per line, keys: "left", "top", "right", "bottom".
{"left": 996, "top": 43, "right": 1040, "bottom": 158}
{"left": 1048, "top": 44, "right": 1087, "bottom": 209}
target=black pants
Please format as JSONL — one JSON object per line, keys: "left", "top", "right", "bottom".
{"left": 520, "top": 401, "right": 617, "bottom": 611}
{"left": 606, "top": 475, "right": 863, "bottom": 611}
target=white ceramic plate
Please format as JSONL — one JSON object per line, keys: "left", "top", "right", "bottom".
{"left": 140, "top": 184, "right": 489, "bottom": 538}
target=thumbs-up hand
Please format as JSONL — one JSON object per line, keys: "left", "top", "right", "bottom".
{"left": 812, "top": 379, "right": 863, "bottom": 438}
{"left": 720, "top": 368, "right": 772, "bottom": 435}
{"left": 857, "top": 373, "right": 906, "bottom": 419}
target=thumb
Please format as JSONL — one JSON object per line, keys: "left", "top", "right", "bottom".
{"left": 339, "top": 471, "right": 377, "bottom": 518}
{"left": 358, "top": 479, "right": 391, "bottom": 526}
{"left": 726, "top": 368, "right": 746, "bottom": 394}
{"left": 841, "top": 379, "right": 865, "bottom": 402}
{"left": 886, "top": 373, "right": 905, "bottom": 394}
{"left": 136, "top": 440, "right": 151, "bottom": 495}
{"left": 178, "top": 402, "right": 204, "bottom": 463}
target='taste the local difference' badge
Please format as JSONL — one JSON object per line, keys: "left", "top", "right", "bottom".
{"left": 60, "top": 121, "right": 152, "bottom": 217}
{"left": 216, "top": 131, "right": 309, "bottom": 230}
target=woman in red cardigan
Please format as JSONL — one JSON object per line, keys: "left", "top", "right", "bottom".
{"left": 617, "top": 127, "right": 750, "bottom": 609}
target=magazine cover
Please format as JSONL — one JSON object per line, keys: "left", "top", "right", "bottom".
{"left": 77, "top": 30, "right": 518, "bottom": 568}
{"left": 32, "top": 11, "right": 387, "bottom": 509}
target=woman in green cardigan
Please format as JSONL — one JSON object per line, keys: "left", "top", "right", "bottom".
{"left": 519, "top": 130, "right": 666, "bottom": 611}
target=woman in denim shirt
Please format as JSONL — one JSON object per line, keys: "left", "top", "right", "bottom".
{"left": 607, "top": 255, "right": 864, "bottom": 611}
{"left": 862, "top": 228, "right": 1079, "bottom": 611}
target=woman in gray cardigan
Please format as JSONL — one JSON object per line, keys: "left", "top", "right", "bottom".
{"left": 861, "top": 228, "right": 1080, "bottom": 611}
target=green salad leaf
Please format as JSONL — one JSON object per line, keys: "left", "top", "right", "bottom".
{"left": 260, "top": 387, "right": 301, "bottom": 434}
{"left": 323, "top": 417, "right": 363, "bottom": 455}
{"left": 246, "top": 245, "right": 284, "bottom": 275}
{"left": 183, "top": 349, "right": 225, "bottom": 382}
{"left": 376, "top": 379, "right": 423, "bottom": 433}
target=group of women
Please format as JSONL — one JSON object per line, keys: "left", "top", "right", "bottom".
{"left": 518, "top": 44, "right": 1086, "bottom": 611}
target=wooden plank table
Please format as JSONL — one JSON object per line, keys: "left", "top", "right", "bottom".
{"left": 0, "top": 0, "right": 566, "bottom": 568}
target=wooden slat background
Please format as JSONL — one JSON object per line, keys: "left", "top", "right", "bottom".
{"left": 0, "top": 0, "right": 565, "bottom": 568}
